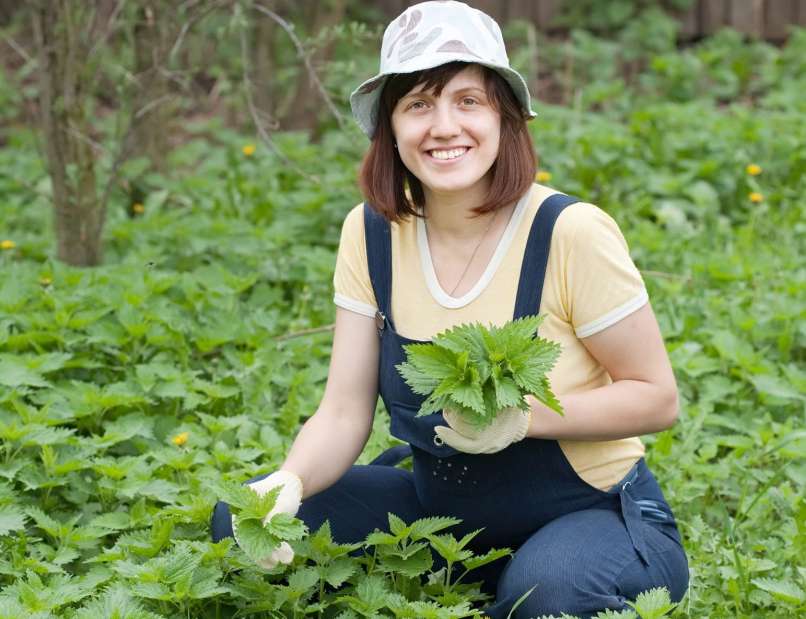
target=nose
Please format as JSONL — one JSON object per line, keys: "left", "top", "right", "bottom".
{"left": 429, "top": 104, "right": 461, "bottom": 139}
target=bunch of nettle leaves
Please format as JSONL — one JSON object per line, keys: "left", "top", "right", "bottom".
{"left": 397, "top": 315, "right": 563, "bottom": 427}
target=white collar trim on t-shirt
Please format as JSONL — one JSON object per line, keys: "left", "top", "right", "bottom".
{"left": 416, "top": 185, "right": 533, "bottom": 309}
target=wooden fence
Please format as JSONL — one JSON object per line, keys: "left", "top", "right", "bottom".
{"left": 375, "top": 0, "right": 806, "bottom": 41}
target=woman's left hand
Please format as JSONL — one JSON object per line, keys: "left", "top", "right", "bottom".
{"left": 434, "top": 407, "right": 531, "bottom": 454}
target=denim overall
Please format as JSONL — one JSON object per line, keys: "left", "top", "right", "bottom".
{"left": 211, "top": 192, "right": 689, "bottom": 617}
{"left": 363, "top": 192, "right": 687, "bottom": 616}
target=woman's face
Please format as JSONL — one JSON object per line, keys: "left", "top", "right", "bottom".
{"left": 391, "top": 65, "right": 501, "bottom": 200}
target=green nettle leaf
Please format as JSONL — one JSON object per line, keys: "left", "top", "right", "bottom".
{"left": 213, "top": 480, "right": 279, "bottom": 520}
{"left": 378, "top": 545, "right": 434, "bottom": 578}
{"left": 625, "top": 587, "right": 676, "bottom": 618}
{"left": 162, "top": 544, "right": 202, "bottom": 584}
{"left": 398, "top": 315, "right": 562, "bottom": 425}
{"left": 0, "top": 354, "right": 50, "bottom": 387}
{"left": 461, "top": 546, "right": 512, "bottom": 572}
{"left": 426, "top": 530, "right": 481, "bottom": 564}
{"left": 72, "top": 582, "right": 164, "bottom": 619}
{"left": 388, "top": 512, "right": 411, "bottom": 537}
{"left": 407, "top": 516, "right": 463, "bottom": 541}
{"left": 287, "top": 565, "right": 320, "bottom": 593}
{"left": 265, "top": 511, "right": 307, "bottom": 540}
{"left": 0, "top": 505, "right": 27, "bottom": 536}
{"left": 592, "top": 609, "right": 637, "bottom": 618}
{"left": 233, "top": 518, "right": 281, "bottom": 563}
{"left": 337, "top": 573, "right": 390, "bottom": 614}
{"left": 321, "top": 557, "right": 356, "bottom": 587}
{"left": 752, "top": 578, "right": 805, "bottom": 604}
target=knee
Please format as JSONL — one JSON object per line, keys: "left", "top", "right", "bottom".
{"left": 210, "top": 500, "right": 234, "bottom": 542}
{"left": 497, "top": 559, "right": 611, "bottom": 619}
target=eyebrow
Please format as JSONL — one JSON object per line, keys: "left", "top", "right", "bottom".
{"left": 403, "top": 86, "right": 486, "bottom": 100}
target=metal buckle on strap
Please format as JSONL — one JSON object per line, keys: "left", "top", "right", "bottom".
{"left": 374, "top": 310, "right": 386, "bottom": 336}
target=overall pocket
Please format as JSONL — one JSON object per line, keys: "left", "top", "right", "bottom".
{"left": 388, "top": 401, "right": 461, "bottom": 458}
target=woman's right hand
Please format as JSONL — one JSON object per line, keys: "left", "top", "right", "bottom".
{"left": 231, "top": 470, "right": 304, "bottom": 569}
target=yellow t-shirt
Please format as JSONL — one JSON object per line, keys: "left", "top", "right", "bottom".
{"left": 333, "top": 183, "right": 647, "bottom": 491}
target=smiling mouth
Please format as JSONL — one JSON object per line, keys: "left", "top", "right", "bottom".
{"left": 427, "top": 147, "right": 470, "bottom": 161}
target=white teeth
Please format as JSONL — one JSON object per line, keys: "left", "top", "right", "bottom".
{"left": 430, "top": 148, "right": 468, "bottom": 160}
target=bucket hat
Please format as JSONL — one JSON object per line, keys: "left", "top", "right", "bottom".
{"left": 349, "top": 0, "right": 537, "bottom": 139}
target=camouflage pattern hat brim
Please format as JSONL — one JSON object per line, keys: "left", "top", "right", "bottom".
{"left": 349, "top": 1, "right": 537, "bottom": 139}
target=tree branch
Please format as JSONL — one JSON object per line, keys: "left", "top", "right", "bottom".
{"left": 252, "top": 2, "right": 348, "bottom": 131}
{"left": 238, "top": 13, "right": 321, "bottom": 184}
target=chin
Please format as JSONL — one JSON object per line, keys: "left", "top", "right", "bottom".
{"left": 420, "top": 174, "right": 488, "bottom": 195}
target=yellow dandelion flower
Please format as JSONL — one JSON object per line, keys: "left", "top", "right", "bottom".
{"left": 0, "top": 240, "right": 15, "bottom": 250}
{"left": 535, "top": 170, "right": 552, "bottom": 183}
{"left": 749, "top": 192, "right": 764, "bottom": 203}
{"left": 242, "top": 144, "right": 256, "bottom": 156}
{"left": 133, "top": 203, "right": 145, "bottom": 214}
{"left": 171, "top": 431, "right": 189, "bottom": 446}
{"left": 39, "top": 276, "right": 53, "bottom": 286}
{"left": 745, "top": 163, "right": 762, "bottom": 176}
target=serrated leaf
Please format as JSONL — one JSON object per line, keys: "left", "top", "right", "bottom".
{"left": 232, "top": 518, "right": 280, "bottom": 563}
{"left": 287, "top": 566, "right": 319, "bottom": 593}
{"left": 399, "top": 316, "right": 562, "bottom": 424}
{"left": 426, "top": 533, "right": 475, "bottom": 563}
{"left": 265, "top": 512, "right": 307, "bottom": 540}
{"left": 387, "top": 512, "right": 411, "bottom": 537}
{"left": 163, "top": 544, "right": 202, "bottom": 584}
{"left": 408, "top": 516, "right": 462, "bottom": 541}
{"left": 72, "top": 583, "right": 164, "bottom": 619}
{"left": 322, "top": 557, "right": 356, "bottom": 587}
{"left": 752, "top": 578, "right": 805, "bottom": 604}
{"left": 378, "top": 545, "right": 433, "bottom": 578}
{"left": 364, "top": 530, "right": 399, "bottom": 546}
{"left": 450, "top": 380, "right": 486, "bottom": 415}
{"left": 626, "top": 587, "right": 676, "bottom": 618}
{"left": 0, "top": 355, "right": 51, "bottom": 387}
{"left": 0, "top": 505, "right": 27, "bottom": 536}
{"left": 593, "top": 609, "right": 637, "bottom": 618}
{"left": 461, "top": 546, "right": 512, "bottom": 571}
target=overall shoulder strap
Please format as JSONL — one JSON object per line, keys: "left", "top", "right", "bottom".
{"left": 363, "top": 204, "right": 393, "bottom": 321}
{"left": 513, "top": 193, "right": 579, "bottom": 320}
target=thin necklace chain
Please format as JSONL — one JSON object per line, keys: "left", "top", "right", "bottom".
{"left": 426, "top": 208, "right": 499, "bottom": 297}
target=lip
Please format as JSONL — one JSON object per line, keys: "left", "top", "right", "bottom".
{"left": 425, "top": 147, "right": 471, "bottom": 163}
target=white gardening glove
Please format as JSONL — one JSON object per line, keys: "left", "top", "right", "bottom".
{"left": 232, "top": 470, "right": 303, "bottom": 569}
{"left": 433, "top": 407, "right": 531, "bottom": 454}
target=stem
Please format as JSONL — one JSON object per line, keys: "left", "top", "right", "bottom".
{"left": 318, "top": 577, "right": 324, "bottom": 619}
{"left": 367, "top": 545, "right": 378, "bottom": 574}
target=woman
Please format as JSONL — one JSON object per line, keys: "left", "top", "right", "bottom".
{"left": 212, "top": 2, "right": 689, "bottom": 617}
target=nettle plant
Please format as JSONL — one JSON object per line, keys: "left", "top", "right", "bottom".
{"left": 397, "top": 315, "right": 563, "bottom": 428}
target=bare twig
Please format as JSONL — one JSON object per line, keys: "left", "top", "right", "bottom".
{"left": 252, "top": 2, "right": 348, "bottom": 130}
{"left": 274, "top": 324, "right": 335, "bottom": 342}
{"left": 238, "top": 17, "right": 322, "bottom": 184}
{"left": 86, "top": 0, "right": 126, "bottom": 60}
{"left": 2, "top": 35, "right": 33, "bottom": 64}
{"left": 169, "top": 0, "right": 231, "bottom": 64}
{"left": 66, "top": 123, "right": 109, "bottom": 157}
{"left": 134, "top": 93, "right": 175, "bottom": 120}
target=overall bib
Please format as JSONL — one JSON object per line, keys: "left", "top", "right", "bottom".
{"left": 211, "top": 192, "right": 689, "bottom": 618}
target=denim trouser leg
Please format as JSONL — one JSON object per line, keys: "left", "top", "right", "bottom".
{"left": 210, "top": 463, "right": 689, "bottom": 618}
{"left": 490, "top": 508, "right": 689, "bottom": 619}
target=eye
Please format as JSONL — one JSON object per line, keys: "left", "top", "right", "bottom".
{"left": 407, "top": 100, "right": 427, "bottom": 111}
{"left": 461, "top": 97, "right": 478, "bottom": 106}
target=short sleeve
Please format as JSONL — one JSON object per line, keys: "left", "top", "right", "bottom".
{"left": 563, "top": 203, "right": 648, "bottom": 338}
{"left": 332, "top": 204, "right": 378, "bottom": 318}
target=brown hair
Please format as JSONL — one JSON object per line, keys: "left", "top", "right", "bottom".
{"left": 358, "top": 61, "right": 536, "bottom": 222}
